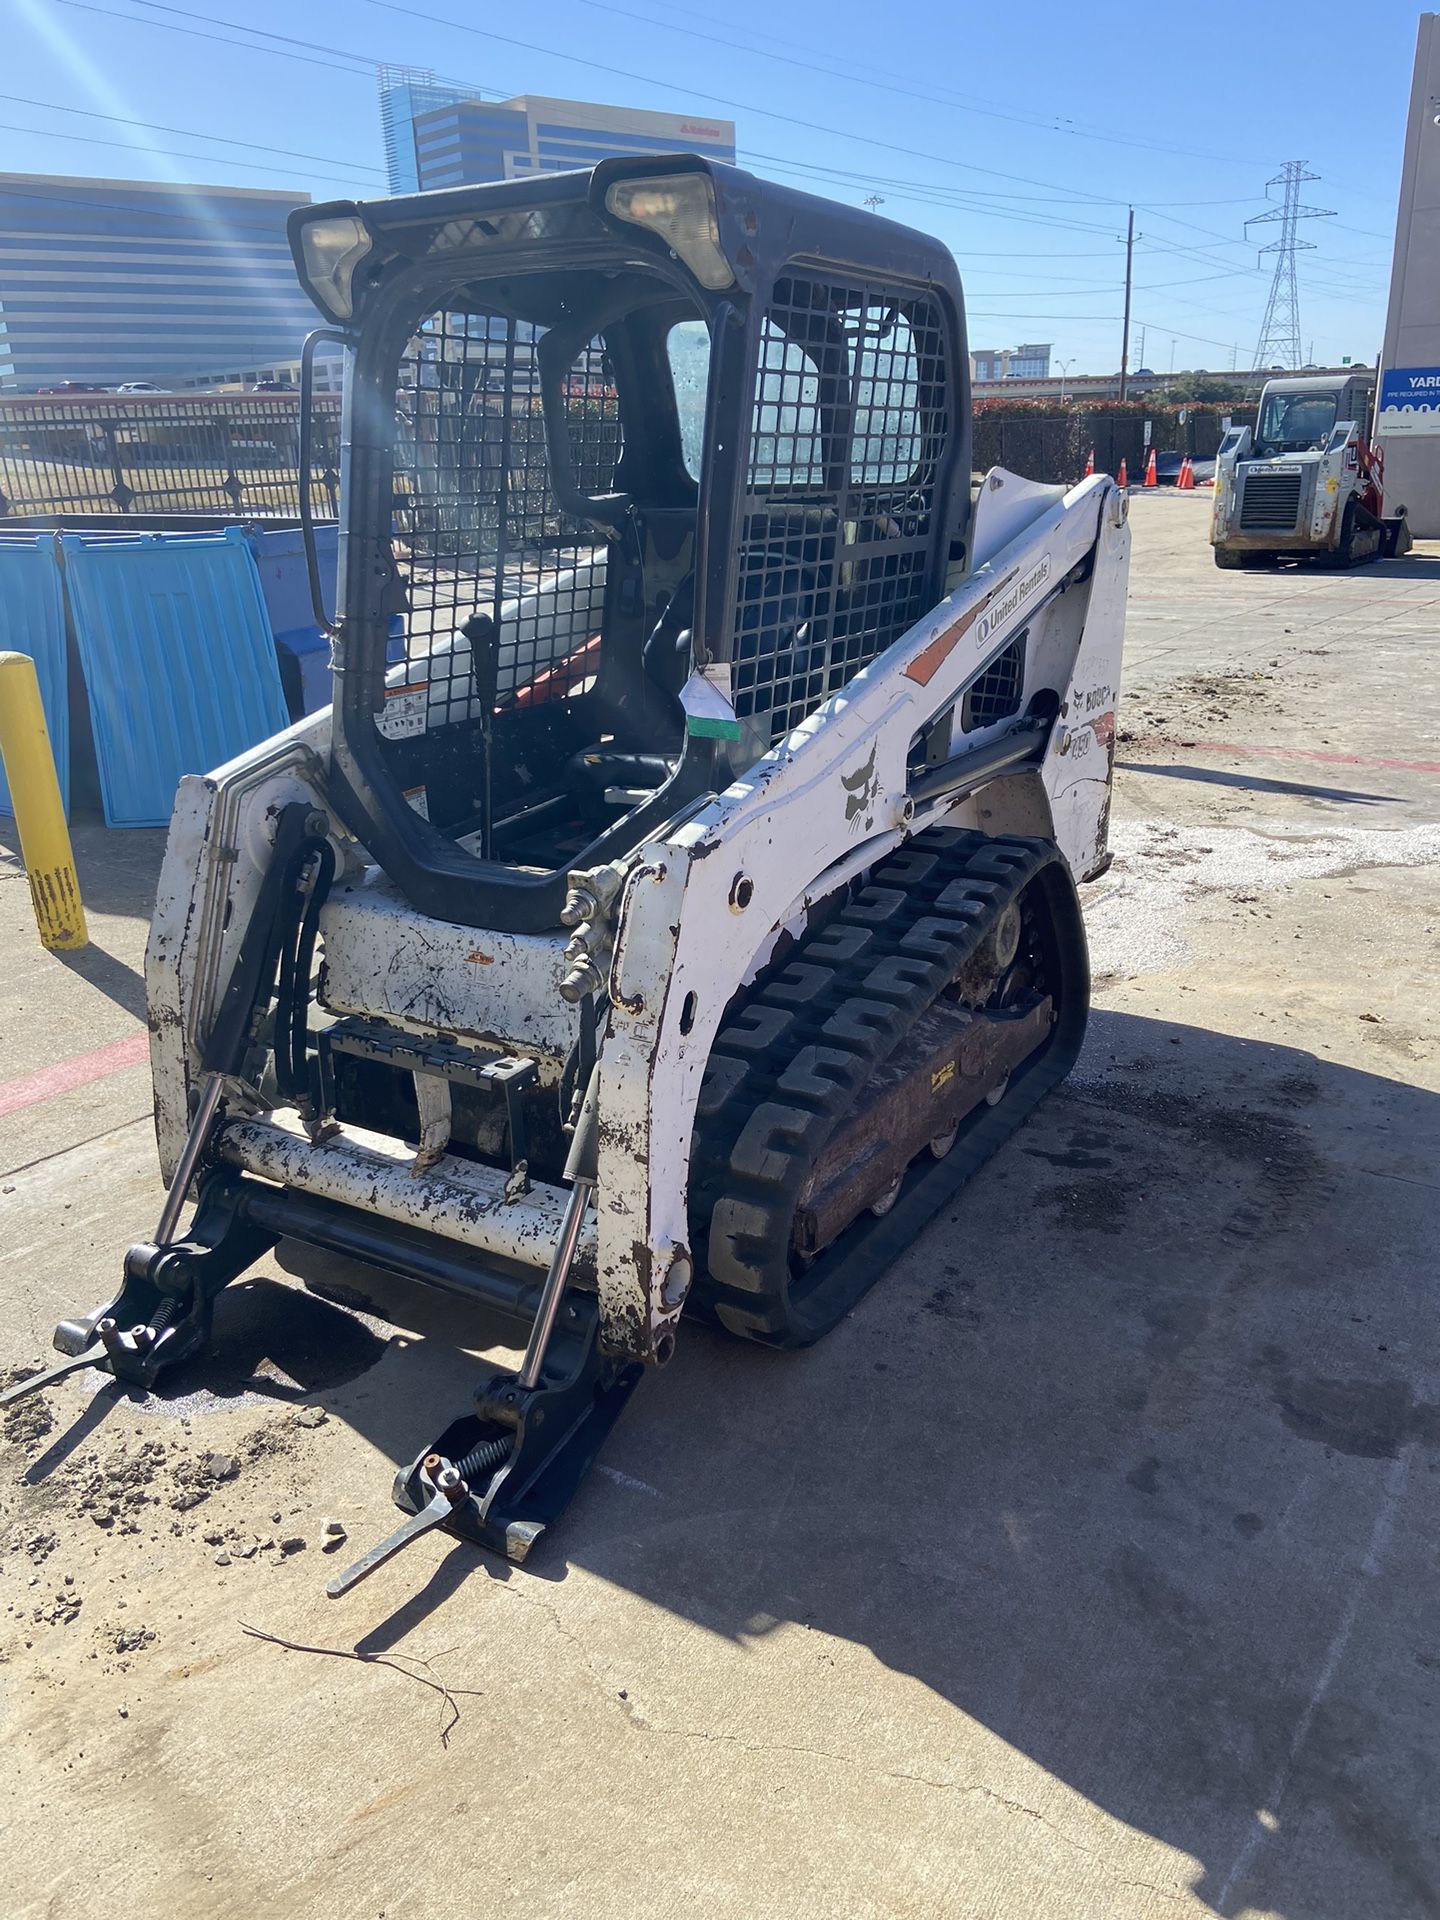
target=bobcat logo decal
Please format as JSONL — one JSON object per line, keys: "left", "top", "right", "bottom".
{"left": 842, "top": 744, "right": 879, "bottom": 826}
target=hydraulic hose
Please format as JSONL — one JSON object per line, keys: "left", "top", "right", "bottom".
{"left": 273, "top": 837, "right": 336, "bottom": 1106}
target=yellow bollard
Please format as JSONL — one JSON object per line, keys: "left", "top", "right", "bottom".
{"left": 0, "top": 651, "right": 88, "bottom": 951}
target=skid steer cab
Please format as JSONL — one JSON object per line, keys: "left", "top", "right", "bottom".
{"left": 4, "top": 157, "right": 1130, "bottom": 1594}
{"left": 1211, "top": 371, "right": 1410, "bottom": 569}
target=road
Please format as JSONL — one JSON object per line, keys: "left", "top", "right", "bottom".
{"left": 1, "top": 491, "right": 1437, "bottom": 1919}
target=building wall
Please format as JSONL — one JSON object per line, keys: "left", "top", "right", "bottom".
{"left": 1378, "top": 14, "right": 1440, "bottom": 537}
{"left": 971, "top": 343, "right": 1052, "bottom": 383}
{"left": 0, "top": 174, "right": 315, "bottom": 391}
{"left": 412, "top": 94, "right": 736, "bottom": 191}
{"left": 377, "top": 66, "right": 480, "bottom": 195}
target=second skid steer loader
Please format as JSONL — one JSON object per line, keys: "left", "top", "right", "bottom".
{"left": 4, "top": 157, "right": 1129, "bottom": 1592}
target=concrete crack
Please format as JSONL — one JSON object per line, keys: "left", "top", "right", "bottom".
{"left": 633, "top": 1727, "right": 1190, "bottom": 1902}
{"left": 496, "top": 1590, "right": 1190, "bottom": 1907}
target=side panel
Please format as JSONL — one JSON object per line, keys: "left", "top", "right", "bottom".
{"left": 145, "top": 729, "right": 331, "bottom": 1178}
{"left": 1041, "top": 502, "right": 1128, "bottom": 879}
{"left": 594, "top": 476, "right": 1128, "bottom": 1358}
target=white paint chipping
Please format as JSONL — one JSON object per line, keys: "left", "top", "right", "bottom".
{"left": 1088, "top": 816, "right": 1440, "bottom": 978}
{"left": 594, "top": 1464, "right": 661, "bottom": 1497}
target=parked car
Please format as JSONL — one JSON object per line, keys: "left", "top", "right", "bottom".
{"left": 35, "top": 381, "right": 109, "bottom": 395}
{"left": 116, "top": 382, "right": 169, "bottom": 395}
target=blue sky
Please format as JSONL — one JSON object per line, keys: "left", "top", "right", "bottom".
{"left": 7, "top": 0, "right": 1426, "bottom": 373}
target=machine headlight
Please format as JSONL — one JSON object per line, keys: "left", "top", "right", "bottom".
{"left": 298, "top": 214, "right": 374, "bottom": 323}
{"left": 604, "top": 173, "right": 734, "bottom": 290}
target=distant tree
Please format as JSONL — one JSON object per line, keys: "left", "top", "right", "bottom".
{"left": 1154, "top": 371, "right": 1249, "bottom": 403}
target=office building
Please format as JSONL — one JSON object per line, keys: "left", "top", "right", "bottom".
{"left": 971, "top": 343, "right": 1053, "bottom": 382}
{"left": 377, "top": 65, "right": 483, "bottom": 195}
{"left": 0, "top": 173, "right": 317, "bottom": 392}
{"left": 410, "top": 94, "right": 737, "bottom": 191}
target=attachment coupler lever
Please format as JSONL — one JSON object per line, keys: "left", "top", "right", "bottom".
{"left": 325, "top": 1454, "right": 474, "bottom": 1598}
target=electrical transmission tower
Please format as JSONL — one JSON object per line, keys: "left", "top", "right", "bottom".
{"left": 1247, "top": 161, "right": 1334, "bottom": 371}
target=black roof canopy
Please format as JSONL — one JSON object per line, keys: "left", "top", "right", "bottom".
{"left": 290, "top": 153, "right": 967, "bottom": 330}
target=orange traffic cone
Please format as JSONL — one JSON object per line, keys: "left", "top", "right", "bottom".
{"left": 1117, "top": 456, "right": 1128, "bottom": 487}
{"left": 1143, "top": 447, "right": 1158, "bottom": 488}
{"left": 1083, "top": 447, "right": 1095, "bottom": 478}
{"left": 1177, "top": 455, "right": 1194, "bottom": 491}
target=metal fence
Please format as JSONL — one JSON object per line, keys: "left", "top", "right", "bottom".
{"left": 0, "top": 393, "right": 1265, "bottom": 519}
{"left": 971, "top": 404, "right": 1258, "bottom": 486}
{"left": 0, "top": 395, "right": 343, "bottom": 520}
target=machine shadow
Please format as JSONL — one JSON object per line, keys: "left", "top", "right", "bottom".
{"left": 228, "top": 1006, "right": 1437, "bottom": 1919}
{"left": 575, "top": 1008, "right": 1439, "bottom": 1919}
{"left": 1365, "top": 552, "right": 1440, "bottom": 582}
{"left": 1116, "top": 760, "right": 1402, "bottom": 808}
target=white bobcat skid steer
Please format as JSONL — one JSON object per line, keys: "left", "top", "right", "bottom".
{"left": 3, "top": 158, "right": 1128, "bottom": 1593}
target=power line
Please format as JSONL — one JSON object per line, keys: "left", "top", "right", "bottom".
{"left": 55, "top": 0, "right": 379, "bottom": 77}
{"left": 0, "top": 114, "right": 368, "bottom": 188}
{"left": 29, "top": 0, "right": 1385, "bottom": 358}
{"left": 742, "top": 152, "right": 1125, "bottom": 238}
{"left": 565, "top": 0, "right": 1241, "bottom": 166}
{"left": 53, "top": 0, "right": 1389, "bottom": 255}
{"left": 0, "top": 35, "right": 1247, "bottom": 287}
{"left": 125, "top": 0, "right": 500, "bottom": 98}
{"left": 0, "top": 90, "right": 385, "bottom": 177}
{"left": 71, "top": 0, "right": 1196, "bottom": 224}
{"left": 348, "top": 0, "right": 1163, "bottom": 210}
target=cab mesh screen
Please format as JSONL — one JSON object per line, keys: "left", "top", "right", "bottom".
{"left": 385, "top": 309, "right": 621, "bottom": 744}
{"left": 732, "top": 276, "right": 947, "bottom": 747}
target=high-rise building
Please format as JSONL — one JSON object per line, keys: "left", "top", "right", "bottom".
{"left": 0, "top": 173, "right": 316, "bottom": 391}
{"left": 409, "top": 94, "right": 737, "bottom": 192}
{"left": 377, "top": 65, "right": 483, "bottom": 196}
{"left": 971, "top": 344, "right": 1053, "bottom": 383}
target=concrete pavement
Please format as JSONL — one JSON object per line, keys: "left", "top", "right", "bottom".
{"left": 1, "top": 492, "right": 1437, "bottom": 1919}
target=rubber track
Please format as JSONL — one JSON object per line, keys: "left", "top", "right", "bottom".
{"left": 688, "top": 828, "right": 1088, "bottom": 1347}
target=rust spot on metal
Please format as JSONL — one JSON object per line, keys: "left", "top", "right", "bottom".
{"left": 465, "top": 949, "right": 496, "bottom": 965}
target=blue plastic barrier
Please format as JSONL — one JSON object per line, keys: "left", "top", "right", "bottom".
{"left": 247, "top": 525, "right": 338, "bottom": 719}
{"left": 0, "top": 538, "right": 70, "bottom": 818}
{"left": 245, "top": 525, "right": 402, "bottom": 717}
{"left": 60, "top": 527, "right": 290, "bottom": 828}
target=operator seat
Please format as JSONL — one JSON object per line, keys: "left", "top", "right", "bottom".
{"left": 565, "top": 571, "right": 695, "bottom": 822}
{"left": 565, "top": 509, "right": 832, "bottom": 823}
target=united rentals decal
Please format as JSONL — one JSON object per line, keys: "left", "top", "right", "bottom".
{"left": 903, "top": 567, "right": 1017, "bottom": 686}
{"left": 975, "top": 554, "right": 1051, "bottom": 646}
